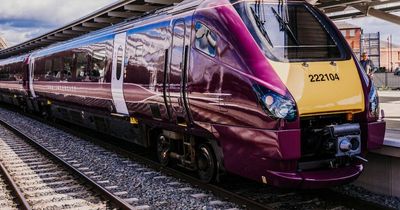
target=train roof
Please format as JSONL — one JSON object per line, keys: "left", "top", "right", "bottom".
{"left": 30, "top": 0, "right": 203, "bottom": 58}
{"left": 0, "top": 0, "right": 201, "bottom": 60}
{"left": 0, "top": 0, "right": 205, "bottom": 62}
{"left": 2, "top": 0, "right": 399, "bottom": 60}
{"left": 0, "top": 0, "right": 310, "bottom": 61}
{"left": 0, "top": 54, "right": 27, "bottom": 66}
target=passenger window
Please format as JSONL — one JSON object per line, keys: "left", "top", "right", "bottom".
{"left": 5, "top": 66, "right": 12, "bottom": 80}
{"left": 75, "top": 52, "right": 88, "bottom": 81}
{"left": 91, "top": 49, "right": 106, "bottom": 82}
{"left": 0, "top": 66, "right": 7, "bottom": 81}
{"left": 62, "top": 56, "right": 73, "bottom": 81}
{"left": 44, "top": 59, "right": 53, "bottom": 81}
{"left": 194, "top": 22, "right": 217, "bottom": 57}
{"left": 52, "top": 58, "right": 62, "bottom": 80}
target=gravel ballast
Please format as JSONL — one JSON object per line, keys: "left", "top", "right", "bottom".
{"left": 1, "top": 107, "right": 399, "bottom": 210}
{"left": 0, "top": 107, "right": 239, "bottom": 210}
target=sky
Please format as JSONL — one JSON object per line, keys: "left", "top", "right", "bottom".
{"left": 338, "top": 12, "right": 400, "bottom": 46}
{"left": 0, "top": 0, "right": 118, "bottom": 47}
{"left": 0, "top": 0, "right": 399, "bottom": 47}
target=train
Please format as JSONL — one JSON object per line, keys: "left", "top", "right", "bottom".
{"left": 0, "top": 0, "right": 386, "bottom": 188}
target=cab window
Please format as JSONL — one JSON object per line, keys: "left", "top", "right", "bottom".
{"left": 194, "top": 22, "right": 217, "bottom": 57}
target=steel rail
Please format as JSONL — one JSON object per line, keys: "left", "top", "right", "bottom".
{"left": 12, "top": 111, "right": 272, "bottom": 210}
{"left": 318, "top": 189, "right": 395, "bottom": 210}
{"left": 39, "top": 116, "right": 398, "bottom": 210}
{"left": 40, "top": 122, "right": 272, "bottom": 209}
{"left": 0, "top": 104, "right": 397, "bottom": 210}
{"left": 0, "top": 118, "right": 135, "bottom": 210}
{"left": 0, "top": 161, "right": 31, "bottom": 210}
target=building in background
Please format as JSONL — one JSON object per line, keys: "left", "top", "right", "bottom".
{"left": 336, "top": 21, "right": 381, "bottom": 68}
{"left": 380, "top": 40, "right": 400, "bottom": 71}
{"left": 336, "top": 22, "right": 362, "bottom": 58}
{"left": 0, "top": 36, "right": 7, "bottom": 50}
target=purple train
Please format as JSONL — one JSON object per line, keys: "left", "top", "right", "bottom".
{"left": 0, "top": 0, "right": 386, "bottom": 188}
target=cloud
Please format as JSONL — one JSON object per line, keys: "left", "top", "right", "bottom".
{"left": 0, "top": 19, "right": 54, "bottom": 28}
{"left": 0, "top": 0, "right": 117, "bottom": 25}
{"left": 0, "top": 0, "right": 118, "bottom": 47}
{"left": 0, "top": 25, "right": 47, "bottom": 47}
{"left": 1, "top": 1, "right": 399, "bottom": 47}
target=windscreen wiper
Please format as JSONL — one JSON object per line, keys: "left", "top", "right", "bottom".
{"left": 271, "top": 7, "right": 299, "bottom": 45}
{"left": 250, "top": 7, "right": 274, "bottom": 47}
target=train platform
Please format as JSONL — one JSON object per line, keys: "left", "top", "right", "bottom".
{"left": 379, "top": 90, "right": 400, "bottom": 114}
{"left": 385, "top": 129, "right": 400, "bottom": 147}
{"left": 355, "top": 92, "right": 400, "bottom": 198}
{"left": 379, "top": 91, "right": 400, "bottom": 137}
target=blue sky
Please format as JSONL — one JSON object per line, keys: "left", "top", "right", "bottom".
{"left": 339, "top": 12, "right": 400, "bottom": 46}
{"left": 0, "top": 0, "right": 399, "bottom": 47}
{"left": 0, "top": 0, "right": 118, "bottom": 47}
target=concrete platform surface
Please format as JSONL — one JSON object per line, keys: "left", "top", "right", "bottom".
{"left": 385, "top": 129, "right": 400, "bottom": 147}
{"left": 378, "top": 90, "right": 400, "bottom": 98}
{"left": 379, "top": 92, "right": 400, "bottom": 117}
{"left": 379, "top": 91, "right": 400, "bottom": 130}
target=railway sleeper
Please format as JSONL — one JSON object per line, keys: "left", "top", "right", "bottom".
{"left": 20, "top": 98, "right": 222, "bottom": 183}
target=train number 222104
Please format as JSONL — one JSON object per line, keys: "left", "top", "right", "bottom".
{"left": 309, "top": 73, "right": 340, "bottom": 82}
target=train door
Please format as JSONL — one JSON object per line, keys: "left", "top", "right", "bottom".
{"left": 28, "top": 57, "right": 36, "bottom": 98}
{"left": 166, "top": 19, "right": 188, "bottom": 125}
{"left": 111, "top": 32, "right": 129, "bottom": 115}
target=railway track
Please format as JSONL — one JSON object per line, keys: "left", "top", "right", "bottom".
{"left": 0, "top": 118, "right": 137, "bottom": 209}
{"left": 0, "top": 163, "right": 21, "bottom": 210}
{"left": 0, "top": 105, "right": 397, "bottom": 210}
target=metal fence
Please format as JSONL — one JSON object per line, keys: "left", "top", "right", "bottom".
{"left": 361, "top": 32, "right": 380, "bottom": 68}
{"left": 373, "top": 73, "right": 400, "bottom": 89}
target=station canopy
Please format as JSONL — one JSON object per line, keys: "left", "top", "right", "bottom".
{"left": 0, "top": 0, "right": 399, "bottom": 59}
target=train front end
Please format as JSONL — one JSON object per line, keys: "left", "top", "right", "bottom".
{"left": 234, "top": 0, "right": 385, "bottom": 188}
{"left": 194, "top": 0, "right": 386, "bottom": 188}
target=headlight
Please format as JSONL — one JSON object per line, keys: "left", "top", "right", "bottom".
{"left": 253, "top": 85, "right": 297, "bottom": 121}
{"left": 368, "top": 84, "right": 379, "bottom": 118}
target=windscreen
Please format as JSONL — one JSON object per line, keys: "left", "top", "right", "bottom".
{"left": 233, "top": 1, "right": 346, "bottom": 62}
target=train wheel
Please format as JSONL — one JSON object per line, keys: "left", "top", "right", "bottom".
{"left": 197, "top": 144, "right": 217, "bottom": 182}
{"left": 156, "top": 134, "right": 170, "bottom": 166}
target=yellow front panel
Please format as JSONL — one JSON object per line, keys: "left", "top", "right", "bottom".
{"left": 270, "top": 59, "right": 365, "bottom": 116}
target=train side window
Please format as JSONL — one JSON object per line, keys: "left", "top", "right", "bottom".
{"left": 44, "top": 59, "right": 53, "bottom": 81}
{"left": 52, "top": 57, "right": 62, "bottom": 80}
{"left": 44, "top": 59, "right": 54, "bottom": 81}
{"left": 62, "top": 55, "right": 73, "bottom": 81}
{"left": 5, "top": 66, "right": 12, "bottom": 80}
{"left": 91, "top": 49, "right": 106, "bottom": 82}
{"left": 0, "top": 66, "right": 8, "bottom": 81}
{"left": 194, "top": 22, "right": 217, "bottom": 57}
{"left": 9, "top": 64, "right": 15, "bottom": 81}
{"left": 75, "top": 52, "right": 88, "bottom": 81}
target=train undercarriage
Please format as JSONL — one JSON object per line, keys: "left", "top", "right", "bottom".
{"left": 0, "top": 95, "right": 221, "bottom": 183}
{"left": 0, "top": 90, "right": 384, "bottom": 188}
